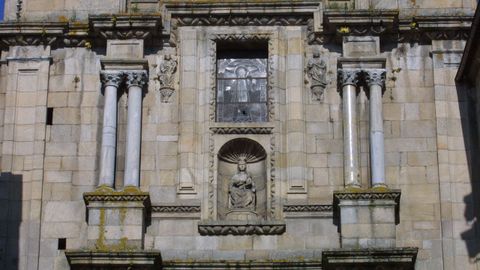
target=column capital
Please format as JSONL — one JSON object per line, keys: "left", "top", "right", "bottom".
{"left": 100, "top": 70, "right": 123, "bottom": 88}
{"left": 338, "top": 69, "right": 361, "bottom": 88}
{"left": 364, "top": 69, "right": 386, "bottom": 88}
{"left": 125, "top": 70, "right": 148, "bottom": 89}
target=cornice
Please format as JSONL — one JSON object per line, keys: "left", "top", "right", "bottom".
{"left": 283, "top": 204, "right": 333, "bottom": 212}
{"left": 83, "top": 186, "right": 150, "bottom": 205}
{"left": 0, "top": 10, "right": 472, "bottom": 49}
{"left": 151, "top": 205, "right": 201, "bottom": 213}
{"left": 333, "top": 190, "right": 401, "bottom": 201}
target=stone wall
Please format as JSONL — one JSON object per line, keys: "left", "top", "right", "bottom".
{"left": 0, "top": 1, "right": 478, "bottom": 270}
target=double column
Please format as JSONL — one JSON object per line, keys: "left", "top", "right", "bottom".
{"left": 337, "top": 68, "right": 387, "bottom": 188}
{"left": 98, "top": 70, "right": 148, "bottom": 188}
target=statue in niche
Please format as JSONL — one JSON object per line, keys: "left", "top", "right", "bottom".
{"left": 306, "top": 51, "right": 327, "bottom": 101}
{"left": 229, "top": 156, "right": 256, "bottom": 210}
{"left": 155, "top": 54, "right": 177, "bottom": 103}
{"left": 217, "top": 138, "right": 267, "bottom": 220}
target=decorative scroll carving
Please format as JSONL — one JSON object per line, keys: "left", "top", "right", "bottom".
{"left": 364, "top": 69, "right": 386, "bottom": 88}
{"left": 83, "top": 187, "right": 150, "bottom": 204}
{"left": 269, "top": 134, "right": 276, "bottom": 218}
{"left": 208, "top": 129, "right": 215, "bottom": 218}
{"left": 1, "top": 35, "right": 58, "bottom": 47}
{"left": 155, "top": 55, "right": 177, "bottom": 103}
{"left": 198, "top": 221, "right": 286, "bottom": 235}
{"left": 210, "top": 126, "right": 273, "bottom": 134}
{"left": 100, "top": 71, "right": 123, "bottom": 88}
{"left": 125, "top": 70, "right": 148, "bottom": 89}
{"left": 151, "top": 205, "right": 200, "bottom": 213}
{"left": 306, "top": 52, "right": 328, "bottom": 101}
{"left": 283, "top": 204, "right": 333, "bottom": 212}
{"left": 337, "top": 69, "right": 360, "bottom": 88}
{"left": 173, "top": 15, "right": 311, "bottom": 27}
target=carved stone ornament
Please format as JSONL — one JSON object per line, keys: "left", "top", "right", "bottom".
{"left": 306, "top": 52, "right": 328, "bottom": 101}
{"left": 125, "top": 70, "right": 148, "bottom": 89}
{"left": 210, "top": 126, "right": 274, "bottom": 134}
{"left": 365, "top": 69, "right": 387, "bottom": 87}
{"left": 283, "top": 204, "right": 333, "bottom": 212}
{"left": 198, "top": 220, "right": 286, "bottom": 236}
{"left": 100, "top": 71, "right": 123, "bottom": 88}
{"left": 337, "top": 69, "right": 360, "bottom": 88}
{"left": 228, "top": 157, "right": 256, "bottom": 210}
{"left": 83, "top": 186, "right": 150, "bottom": 205}
{"left": 151, "top": 205, "right": 200, "bottom": 213}
{"left": 155, "top": 55, "right": 177, "bottom": 103}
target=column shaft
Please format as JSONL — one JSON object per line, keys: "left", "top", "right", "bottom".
{"left": 99, "top": 71, "right": 122, "bottom": 187}
{"left": 124, "top": 71, "right": 147, "bottom": 187}
{"left": 366, "top": 69, "right": 387, "bottom": 187}
{"left": 343, "top": 84, "right": 360, "bottom": 187}
{"left": 338, "top": 69, "right": 360, "bottom": 188}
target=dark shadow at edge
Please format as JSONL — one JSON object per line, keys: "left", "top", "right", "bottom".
{"left": 457, "top": 81, "right": 480, "bottom": 261}
{"left": 0, "top": 172, "right": 22, "bottom": 270}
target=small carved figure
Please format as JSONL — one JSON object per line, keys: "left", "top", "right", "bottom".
{"left": 229, "top": 157, "right": 256, "bottom": 209}
{"left": 306, "top": 51, "right": 328, "bottom": 101}
{"left": 156, "top": 55, "right": 177, "bottom": 103}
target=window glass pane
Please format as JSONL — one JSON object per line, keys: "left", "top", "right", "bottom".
{"left": 216, "top": 56, "right": 268, "bottom": 122}
{"left": 217, "top": 59, "right": 267, "bottom": 79}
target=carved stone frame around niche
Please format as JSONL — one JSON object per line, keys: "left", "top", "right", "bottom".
{"left": 203, "top": 29, "right": 283, "bottom": 235}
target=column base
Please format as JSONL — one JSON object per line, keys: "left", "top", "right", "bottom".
{"left": 322, "top": 247, "right": 418, "bottom": 270}
{"left": 333, "top": 188, "right": 401, "bottom": 249}
{"left": 83, "top": 186, "right": 150, "bottom": 251}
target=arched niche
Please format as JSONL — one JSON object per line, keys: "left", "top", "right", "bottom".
{"left": 217, "top": 138, "right": 267, "bottom": 220}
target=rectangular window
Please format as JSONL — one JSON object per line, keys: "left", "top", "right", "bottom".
{"left": 216, "top": 41, "right": 268, "bottom": 122}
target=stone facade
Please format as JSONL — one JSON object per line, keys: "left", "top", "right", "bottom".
{"left": 0, "top": 0, "right": 478, "bottom": 270}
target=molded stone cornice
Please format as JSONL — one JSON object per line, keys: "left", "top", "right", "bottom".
{"left": 333, "top": 189, "right": 401, "bottom": 201}
{"left": 65, "top": 250, "right": 162, "bottom": 270}
{"left": 0, "top": 22, "right": 68, "bottom": 47}
{"left": 198, "top": 220, "right": 286, "bottom": 236}
{"left": 83, "top": 186, "right": 150, "bottom": 204}
{"left": 125, "top": 70, "right": 148, "bottom": 89}
{"left": 89, "top": 14, "right": 162, "bottom": 41}
{"left": 283, "top": 204, "right": 333, "bottom": 212}
{"left": 151, "top": 205, "right": 201, "bottom": 213}
{"left": 100, "top": 70, "right": 124, "bottom": 88}
{"left": 322, "top": 247, "right": 418, "bottom": 270}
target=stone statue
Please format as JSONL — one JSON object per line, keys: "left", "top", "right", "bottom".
{"left": 229, "top": 157, "right": 256, "bottom": 210}
{"left": 156, "top": 55, "right": 177, "bottom": 103}
{"left": 306, "top": 51, "right": 328, "bottom": 101}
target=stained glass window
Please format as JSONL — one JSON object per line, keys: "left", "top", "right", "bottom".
{"left": 216, "top": 58, "right": 268, "bottom": 122}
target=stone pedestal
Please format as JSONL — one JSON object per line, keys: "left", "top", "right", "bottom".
{"left": 83, "top": 186, "right": 150, "bottom": 251}
{"left": 333, "top": 189, "right": 400, "bottom": 249}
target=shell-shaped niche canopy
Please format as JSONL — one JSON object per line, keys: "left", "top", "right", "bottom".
{"left": 218, "top": 138, "right": 267, "bottom": 164}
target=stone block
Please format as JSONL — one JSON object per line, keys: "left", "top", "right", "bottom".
{"left": 343, "top": 36, "right": 380, "bottom": 57}
{"left": 107, "top": 39, "right": 144, "bottom": 59}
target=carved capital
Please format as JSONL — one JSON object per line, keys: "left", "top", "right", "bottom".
{"left": 365, "top": 69, "right": 386, "bottom": 88}
{"left": 100, "top": 71, "right": 123, "bottom": 88}
{"left": 338, "top": 69, "right": 360, "bottom": 88}
{"left": 125, "top": 70, "right": 148, "bottom": 89}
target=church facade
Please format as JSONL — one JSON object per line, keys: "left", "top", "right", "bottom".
{"left": 0, "top": 0, "right": 478, "bottom": 269}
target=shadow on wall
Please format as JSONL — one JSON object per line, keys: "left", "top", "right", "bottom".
{"left": 457, "top": 82, "right": 480, "bottom": 262}
{"left": 0, "top": 173, "right": 22, "bottom": 270}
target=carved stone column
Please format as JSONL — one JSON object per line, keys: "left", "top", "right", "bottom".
{"left": 99, "top": 71, "right": 123, "bottom": 187}
{"left": 338, "top": 69, "right": 361, "bottom": 188}
{"left": 124, "top": 70, "right": 148, "bottom": 187}
{"left": 365, "top": 69, "right": 387, "bottom": 187}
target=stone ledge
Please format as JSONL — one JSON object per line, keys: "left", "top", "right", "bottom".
{"left": 83, "top": 186, "right": 150, "bottom": 205}
{"left": 333, "top": 188, "right": 401, "bottom": 201}
{"left": 65, "top": 250, "right": 162, "bottom": 270}
{"left": 162, "top": 260, "right": 322, "bottom": 269}
{"left": 198, "top": 220, "right": 286, "bottom": 236}
{"left": 322, "top": 247, "right": 418, "bottom": 270}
